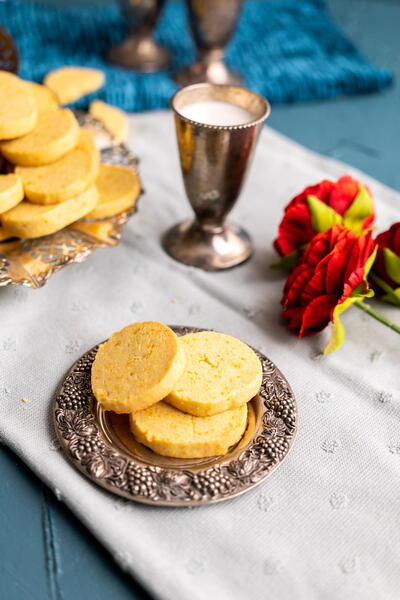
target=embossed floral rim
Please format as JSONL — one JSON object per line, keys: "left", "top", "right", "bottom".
{"left": 53, "top": 326, "right": 298, "bottom": 507}
{"left": 0, "top": 113, "right": 142, "bottom": 289}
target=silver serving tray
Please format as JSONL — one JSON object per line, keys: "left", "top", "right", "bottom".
{"left": 0, "top": 112, "right": 142, "bottom": 288}
{"left": 53, "top": 326, "right": 298, "bottom": 507}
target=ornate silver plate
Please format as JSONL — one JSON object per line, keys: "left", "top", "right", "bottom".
{"left": 53, "top": 326, "right": 297, "bottom": 507}
{"left": 0, "top": 112, "right": 141, "bottom": 288}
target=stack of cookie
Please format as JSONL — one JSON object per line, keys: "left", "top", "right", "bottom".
{"left": 91, "top": 322, "right": 263, "bottom": 458}
{"left": 0, "top": 69, "right": 138, "bottom": 240}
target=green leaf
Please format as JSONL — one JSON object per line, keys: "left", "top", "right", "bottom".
{"left": 324, "top": 276, "right": 374, "bottom": 354}
{"left": 382, "top": 288, "right": 400, "bottom": 306}
{"left": 307, "top": 195, "right": 342, "bottom": 233}
{"left": 323, "top": 298, "right": 355, "bottom": 354}
{"left": 384, "top": 247, "right": 400, "bottom": 284}
{"left": 270, "top": 249, "right": 300, "bottom": 271}
{"left": 364, "top": 245, "right": 378, "bottom": 279}
{"left": 342, "top": 185, "right": 374, "bottom": 234}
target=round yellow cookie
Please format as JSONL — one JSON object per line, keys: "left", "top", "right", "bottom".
{"left": 0, "top": 71, "right": 38, "bottom": 140}
{"left": 69, "top": 219, "right": 114, "bottom": 242}
{"left": 26, "top": 82, "right": 58, "bottom": 112}
{"left": 0, "top": 225, "right": 15, "bottom": 241}
{"left": 1, "top": 185, "right": 98, "bottom": 238}
{"left": 15, "top": 130, "right": 99, "bottom": 204}
{"left": 91, "top": 322, "right": 187, "bottom": 414}
{"left": 166, "top": 331, "right": 262, "bottom": 417}
{"left": 1, "top": 108, "right": 80, "bottom": 166}
{"left": 44, "top": 67, "right": 105, "bottom": 105}
{"left": 130, "top": 401, "right": 248, "bottom": 458}
{"left": 89, "top": 100, "right": 128, "bottom": 142}
{"left": 86, "top": 164, "right": 140, "bottom": 219}
{"left": 0, "top": 174, "right": 24, "bottom": 214}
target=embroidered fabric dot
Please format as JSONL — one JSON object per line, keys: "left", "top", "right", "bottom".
{"left": 339, "top": 556, "right": 359, "bottom": 575}
{"left": 376, "top": 391, "right": 392, "bottom": 404}
{"left": 316, "top": 391, "right": 332, "bottom": 403}
{"left": 130, "top": 301, "right": 145, "bottom": 314}
{"left": 186, "top": 557, "right": 206, "bottom": 575}
{"left": 329, "top": 492, "right": 349, "bottom": 509}
{"left": 257, "top": 493, "right": 275, "bottom": 512}
{"left": 188, "top": 303, "right": 200, "bottom": 315}
{"left": 369, "top": 350, "right": 383, "bottom": 362}
{"left": 263, "top": 558, "right": 283, "bottom": 575}
{"left": 70, "top": 300, "right": 89, "bottom": 312}
{"left": 2, "top": 338, "right": 16, "bottom": 352}
{"left": 64, "top": 340, "right": 82, "bottom": 354}
{"left": 242, "top": 306, "right": 258, "bottom": 319}
{"left": 321, "top": 439, "right": 341, "bottom": 454}
{"left": 388, "top": 443, "right": 400, "bottom": 455}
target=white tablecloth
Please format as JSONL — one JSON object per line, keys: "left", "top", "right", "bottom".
{"left": 1, "top": 111, "right": 399, "bottom": 600}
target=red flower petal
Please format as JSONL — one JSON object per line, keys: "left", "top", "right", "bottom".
{"left": 299, "top": 294, "right": 338, "bottom": 336}
{"left": 328, "top": 175, "right": 359, "bottom": 215}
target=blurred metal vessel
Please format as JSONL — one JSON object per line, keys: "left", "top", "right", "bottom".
{"left": 175, "top": 0, "right": 243, "bottom": 86}
{"left": 107, "top": 0, "right": 170, "bottom": 72}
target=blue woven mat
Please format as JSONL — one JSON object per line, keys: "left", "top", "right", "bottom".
{"left": 0, "top": 0, "right": 392, "bottom": 110}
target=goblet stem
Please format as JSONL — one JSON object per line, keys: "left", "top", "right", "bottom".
{"left": 107, "top": 0, "right": 170, "bottom": 72}
{"left": 174, "top": 0, "right": 243, "bottom": 86}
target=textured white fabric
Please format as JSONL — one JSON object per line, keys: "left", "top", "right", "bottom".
{"left": 1, "top": 111, "right": 399, "bottom": 600}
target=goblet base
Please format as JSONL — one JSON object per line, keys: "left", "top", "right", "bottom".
{"left": 107, "top": 35, "right": 170, "bottom": 72}
{"left": 174, "top": 60, "right": 242, "bottom": 87}
{"left": 162, "top": 220, "right": 253, "bottom": 271}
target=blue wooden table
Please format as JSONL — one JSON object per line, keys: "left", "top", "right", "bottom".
{"left": 0, "top": 1, "right": 398, "bottom": 598}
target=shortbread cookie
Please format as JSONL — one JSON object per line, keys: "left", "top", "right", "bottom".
{"left": 0, "top": 225, "right": 15, "bottom": 241}
{"left": 1, "top": 108, "right": 80, "bottom": 166}
{"left": 130, "top": 401, "right": 248, "bottom": 458}
{"left": 0, "top": 71, "right": 38, "bottom": 140}
{"left": 86, "top": 164, "right": 140, "bottom": 218}
{"left": 16, "top": 130, "right": 99, "bottom": 204}
{"left": 2, "top": 185, "right": 98, "bottom": 238}
{"left": 26, "top": 82, "right": 58, "bottom": 112}
{"left": 166, "top": 331, "right": 262, "bottom": 416}
{"left": 89, "top": 100, "right": 128, "bottom": 141}
{"left": 44, "top": 67, "right": 105, "bottom": 105}
{"left": 92, "top": 322, "right": 186, "bottom": 414}
{"left": 0, "top": 174, "right": 24, "bottom": 213}
{"left": 69, "top": 219, "right": 114, "bottom": 241}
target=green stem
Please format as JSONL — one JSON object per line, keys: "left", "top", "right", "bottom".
{"left": 354, "top": 300, "right": 400, "bottom": 334}
{"left": 370, "top": 273, "right": 400, "bottom": 306}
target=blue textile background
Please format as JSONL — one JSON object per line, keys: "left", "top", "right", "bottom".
{"left": 0, "top": 0, "right": 392, "bottom": 110}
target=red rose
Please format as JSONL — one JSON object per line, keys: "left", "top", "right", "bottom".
{"left": 273, "top": 176, "right": 374, "bottom": 268}
{"left": 371, "top": 223, "right": 400, "bottom": 305}
{"left": 281, "top": 224, "right": 376, "bottom": 352}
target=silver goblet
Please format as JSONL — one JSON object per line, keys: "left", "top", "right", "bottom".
{"left": 162, "top": 83, "right": 270, "bottom": 271}
{"left": 175, "top": 0, "right": 243, "bottom": 86}
{"left": 107, "top": 0, "right": 170, "bottom": 72}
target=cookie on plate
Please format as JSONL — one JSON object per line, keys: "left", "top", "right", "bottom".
{"left": 16, "top": 129, "right": 99, "bottom": 204}
{"left": 86, "top": 164, "right": 140, "bottom": 219}
{"left": 1, "top": 108, "right": 80, "bottom": 166}
{"left": 0, "top": 71, "right": 38, "bottom": 140}
{"left": 130, "top": 401, "right": 248, "bottom": 458}
{"left": 2, "top": 185, "right": 98, "bottom": 238}
{"left": 166, "top": 331, "right": 262, "bottom": 416}
{"left": 92, "top": 322, "right": 187, "bottom": 414}
{"left": 0, "top": 174, "right": 24, "bottom": 213}
{"left": 44, "top": 66, "right": 105, "bottom": 105}
{"left": 89, "top": 100, "right": 128, "bottom": 142}
{"left": 26, "top": 82, "right": 58, "bottom": 112}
